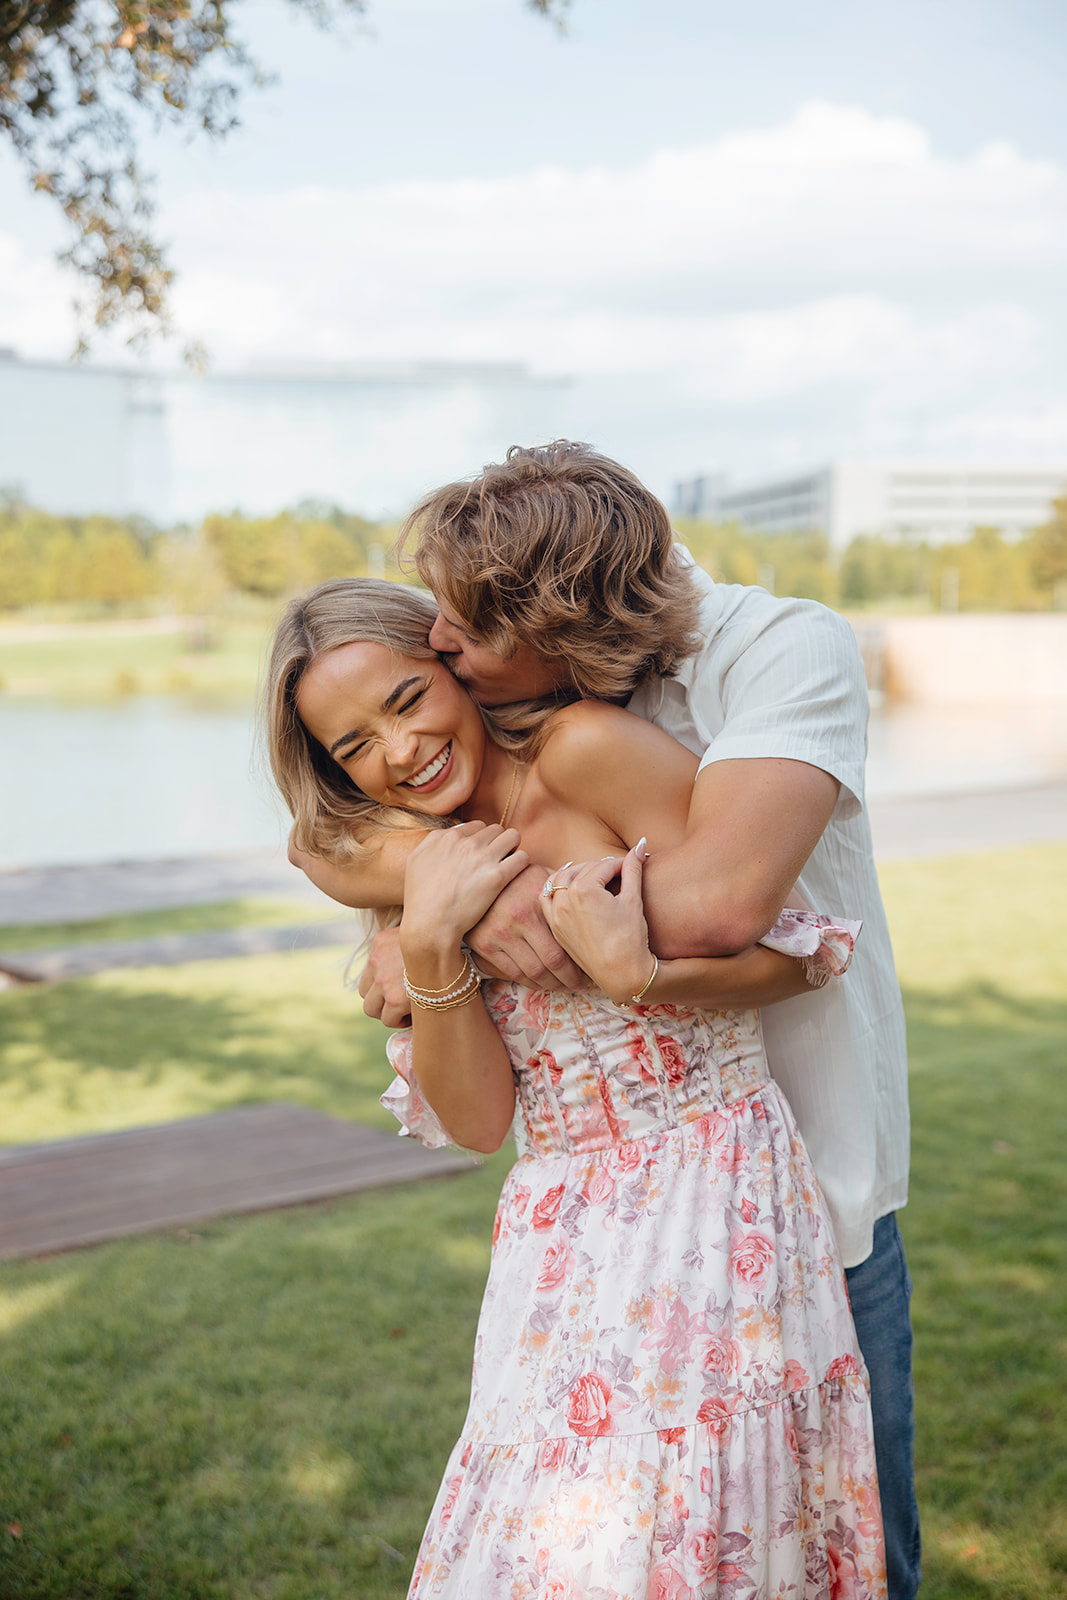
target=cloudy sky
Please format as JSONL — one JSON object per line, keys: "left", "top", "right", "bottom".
{"left": 2, "top": 0, "right": 1066, "bottom": 503}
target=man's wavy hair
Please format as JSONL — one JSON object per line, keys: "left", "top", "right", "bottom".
{"left": 399, "top": 441, "right": 703, "bottom": 702}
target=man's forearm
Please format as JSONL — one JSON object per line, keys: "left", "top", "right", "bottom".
{"left": 640, "top": 759, "right": 841, "bottom": 959}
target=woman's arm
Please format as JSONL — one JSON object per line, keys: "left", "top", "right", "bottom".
{"left": 399, "top": 823, "right": 527, "bottom": 1153}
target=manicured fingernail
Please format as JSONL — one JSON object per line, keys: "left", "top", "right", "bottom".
{"left": 635, "top": 836, "right": 648, "bottom": 859}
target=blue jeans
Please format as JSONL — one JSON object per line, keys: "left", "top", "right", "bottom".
{"left": 845, "top": 1213, "right": 922, "bottom": 1600}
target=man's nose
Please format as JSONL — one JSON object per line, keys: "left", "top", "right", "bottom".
{"left": 429, "top": 612, "right": 460, "bottom": 653}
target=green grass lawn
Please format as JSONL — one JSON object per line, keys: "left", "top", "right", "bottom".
{"left": 1, "top": 844, "right": 1065, "bottom": 1597}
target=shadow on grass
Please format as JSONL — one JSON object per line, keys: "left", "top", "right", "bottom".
{"left": 0, "top": 960, "right": 394, "bottom": 1135}
{"left": 0, "top": 1153, "right": 512, "bottom": 1600}
{"left": 900, "top": 982, "right": 1066, "bottom": 1600}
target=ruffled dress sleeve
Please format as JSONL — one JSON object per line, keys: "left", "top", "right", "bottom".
{"left": 380, "top": 1028, "right": 457, "bottom": 1148}
{"left": 757, "top": 907, "right": 862, "bottom": 988}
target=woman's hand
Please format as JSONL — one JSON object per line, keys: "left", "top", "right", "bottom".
{"left": 401, "top": 822, "right": 529, "bottom": 955}
{"left": 542, "top": 842, "right": 656, "bottom": 1006}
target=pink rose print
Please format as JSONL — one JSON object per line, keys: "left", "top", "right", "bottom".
{"left": 626, "top": 1034, "right": 657, "bottom": 1084}
{"left": 607, "top": 1141, "right": 644, "bottom": 1174}
{"left": 696, "top": 1395, "right": 734, "bottom": 1439}
{"left": 694, "top": 1110, "right": 746, "bottom": 1167}
{"left": 701, "top": 1333, "right": 741, "bottom": 1376}
{"left": 654, "top": 1033, "right": 688, "bottom": 1087}
{"left": 522, "top": 990, "right": 551, "bottom": 1032}
{"left": 537, "top": 1236, "right": 576, "bottom": 1293}
{"left": 544, "top": 1578, "right": 589, "bottom": 1600}
{"left": 739, "top": 1195, "right": 759, "bottom": 1224}
{"left": 729, "top": 1230, "right": 775, "bottom": 1288}
{"left": 439, "top": 1472, "right": 463, "bottom": 1527}
{"left": 826, "top": 1353, "right": 860, "bottom": 1383}
{"left": 650, "top": 1559, "right": 697, "bottom": 1599}
{"left": 511, "top": 1184, "right": 532, "bottom": 1218}
{"left": 658, "top": 1427, "right": 686, "bottom": 1445}
{"left": 581, "top": 1164, "right": 617, "bottom": 1208}
{"left": 539, "top": 1437, "right": 569, "bottom": 1471}
{"left": 566, "top": 1372, "right": 615, "bottom": 1438}
{"left": 684, "top": 1529, "right": 716, "bottom": 1574}
{"left": 783, "top": 1358, "right": 810, "bottom": 1392}
{"left": 531, "top": 1183, "right": 565, "bottom": 1231}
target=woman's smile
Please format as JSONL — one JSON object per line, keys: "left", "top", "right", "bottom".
{"left": 403, "top": 740, "right": 453, "bottom": 793}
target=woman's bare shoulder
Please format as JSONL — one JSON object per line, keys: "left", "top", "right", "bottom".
{"left": 537, "top": 699, "right": 698, "bottom": 798}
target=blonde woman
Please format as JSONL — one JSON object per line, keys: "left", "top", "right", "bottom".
{"left": 265, "top": 578, "right": 885, "bottom": 1599}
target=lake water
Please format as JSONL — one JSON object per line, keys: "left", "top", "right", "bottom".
{"left": 2, "top": 696, "right": 1066, "bottom": 871}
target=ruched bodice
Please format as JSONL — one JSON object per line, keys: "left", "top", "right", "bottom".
{"left": 484, "top": 985, "right": 769, "bottom": 1158}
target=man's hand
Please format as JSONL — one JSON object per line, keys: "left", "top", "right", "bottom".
{"left": 466, "top": 864, "right": 586, "bottom": 989}
{"left": 358, "top": 927, "right": 411, "bottom": 1028}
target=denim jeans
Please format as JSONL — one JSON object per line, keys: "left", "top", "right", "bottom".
{"left": 844, "top": 1213, "right": 922, "bottom": 1600}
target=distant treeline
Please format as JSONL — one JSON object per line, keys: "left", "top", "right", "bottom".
{"left": 1, "top": 496, "right": 1065, "bottom": 614}
{"left": 677, "top": 504, "right": 1067, "bottom": 612}
{"left": 0, "top": 501, "right": 392, "bottom": 612}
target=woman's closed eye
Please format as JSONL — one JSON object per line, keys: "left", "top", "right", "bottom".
{"left": 338, "top": 688, "right": 426, "bottom": 763}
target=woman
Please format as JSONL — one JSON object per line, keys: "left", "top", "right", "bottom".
{"left": 265, "top": 579, "right": 886, "bottom": 1599}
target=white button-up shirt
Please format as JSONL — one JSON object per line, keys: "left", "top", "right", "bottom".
{"left": 627, "top": 562, "right": 909, "bottom": 1268}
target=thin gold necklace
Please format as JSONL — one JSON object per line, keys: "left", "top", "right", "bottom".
{"left": 498, "top": 758, "right": 520, "bottom": 828}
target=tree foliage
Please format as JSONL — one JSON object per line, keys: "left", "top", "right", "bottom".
{"left": 4, "top": 497, "right": 1063, "bottom": 616}
{"left": 0, "top": 1, "right": 567, "bottom": 354}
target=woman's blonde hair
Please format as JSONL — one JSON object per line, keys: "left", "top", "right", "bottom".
{"left": 400, "top": 440, "right": 703, "bottom": 701}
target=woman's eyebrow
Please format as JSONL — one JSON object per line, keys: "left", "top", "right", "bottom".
{"left": 328, "top": 676, "right": 424, "bottom": 757}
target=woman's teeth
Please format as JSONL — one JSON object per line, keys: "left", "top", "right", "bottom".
{"left": 406, "top": 742, "right": 451, "bottom": 788}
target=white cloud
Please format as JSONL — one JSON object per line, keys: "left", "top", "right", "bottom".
{"left": 151, "top": 101, "right": 1066, "bottom": 397}
{"left": 2, "top": 99, "right": 1065, "bottom": 480}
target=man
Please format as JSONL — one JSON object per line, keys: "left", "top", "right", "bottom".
{"left": 292, "top": 441, "right": 920, "bottom": 1598}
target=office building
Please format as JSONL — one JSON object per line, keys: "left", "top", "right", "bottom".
{"left": 674, "top": 460, "right": 1067, "bottom": 549}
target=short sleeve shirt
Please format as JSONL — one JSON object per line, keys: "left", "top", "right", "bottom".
{"left": 626, "top": 560, "right": 909, "bottom": 1268}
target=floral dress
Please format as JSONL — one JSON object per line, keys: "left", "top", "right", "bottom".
{"left": 383, "top": 913, "right": 886, "bottom": 1599}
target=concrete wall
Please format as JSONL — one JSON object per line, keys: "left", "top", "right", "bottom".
{"left": 861, "top": 615, "right": 1067, "bottom": 704}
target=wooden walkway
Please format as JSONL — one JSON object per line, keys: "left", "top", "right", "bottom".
{"left": 0, "top": 1104, "right": 477, "bottom": 1261}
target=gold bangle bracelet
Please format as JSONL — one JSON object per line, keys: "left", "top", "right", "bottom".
{"left": 630, "top": 955, "right": 658, "bottom": 1005}
{"left": 406, "top": 982, "right": 483, "bottom": 1013}
{"left": 402, "top": 955, "right": 471, "bottom": 996}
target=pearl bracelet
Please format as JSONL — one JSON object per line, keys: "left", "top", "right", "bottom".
{"left": 403, "top": 952, "right": 483, "bottom": 1012}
